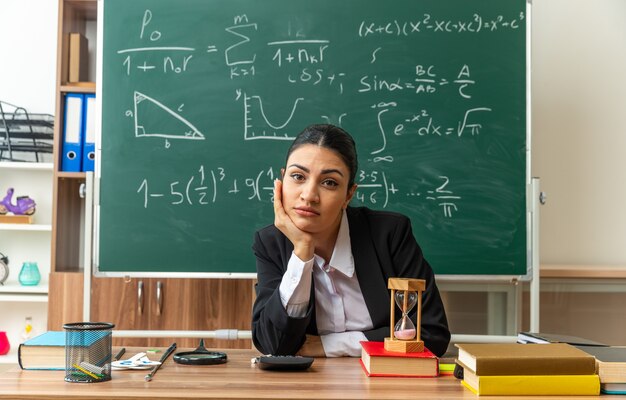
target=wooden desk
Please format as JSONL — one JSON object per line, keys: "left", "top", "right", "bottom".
{"left": 0, "top": 348, "right": 620, "bottom": 400}
{"left": 540, "top": 264, "right": 626, "bottom": 293}
{"left": 541, "top": 264, "right": 626, "bottom": 279}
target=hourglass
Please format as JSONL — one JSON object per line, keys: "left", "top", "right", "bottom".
{"left": 384, "top": 278, "right": 425, "bottom": 353}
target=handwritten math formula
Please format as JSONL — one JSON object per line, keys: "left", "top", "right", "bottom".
{"left": 135, "top": 166, "right": 462, "bottom": 218}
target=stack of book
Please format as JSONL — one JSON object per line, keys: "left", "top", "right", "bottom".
{"left": 455, "top": 343, "right": 600, "bottom": 396}
{"left": 576, "top": 345, "right": 626, "bottom": 394}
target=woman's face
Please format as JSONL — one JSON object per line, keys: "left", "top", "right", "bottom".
{"left": 282, "top": 144, "right": 356, "bottom": 236}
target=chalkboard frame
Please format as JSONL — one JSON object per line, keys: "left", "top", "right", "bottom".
{"left": 93, "top": 0, "right": 533, "bottom": 281}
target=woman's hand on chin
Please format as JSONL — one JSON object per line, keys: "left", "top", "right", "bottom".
{"left": 274, "top": 179, "right": 314, "bottom": 261}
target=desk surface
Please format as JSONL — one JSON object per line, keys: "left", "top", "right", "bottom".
{"left": 541, "top": 264, "right": 626, "bottom": 279}
{"left": 0, "top": 348, "right": 620, "bottom": 400}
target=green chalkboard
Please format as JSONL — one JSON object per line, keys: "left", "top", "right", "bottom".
{"left": 97, "top": 0, "right": 528, "bottom": 276}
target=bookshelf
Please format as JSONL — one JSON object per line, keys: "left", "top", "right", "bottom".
{"left": 0, "top": 163, "right": 52, "bottom": 293}
{"left": 0, "top": 162, "right": 52, "bottom": 366}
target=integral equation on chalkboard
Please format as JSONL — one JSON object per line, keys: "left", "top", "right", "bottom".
{"left": 136, "top": 166, "right": 461, "bottom": 218}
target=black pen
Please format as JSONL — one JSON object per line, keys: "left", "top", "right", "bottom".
{"left": 145, "top": 343, "right": 177, "bottom": 382}
{"left": 113, "top": 347, "right": 126, "bottom": 361}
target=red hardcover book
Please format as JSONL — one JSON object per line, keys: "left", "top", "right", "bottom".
{"left": 360, "top": 341, "right": 438, "bottom": 377}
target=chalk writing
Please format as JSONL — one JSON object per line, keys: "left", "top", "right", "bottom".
{"left": 136, "top": 166, "right": 461, "bottom": 218}
{"left": 359, "top": 64, "right": 477, "bottom": 98}
{"left": 369, "top": 105, "right": 492, "bottom": 163}
{"left": 393, "top": 107, "right": 492, "bottom": 138}
{"left": 406, "top": 176, "right": 462, "bottom": 218}
{"left": 358, "top": 12, "right": 524, "bottom": 37}
{"left": 241, "top": 92, "right": 303, "bottom": 140}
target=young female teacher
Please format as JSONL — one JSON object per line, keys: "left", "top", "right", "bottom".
{"left": 251, "top": 124, "right": 450, "bottom": 357}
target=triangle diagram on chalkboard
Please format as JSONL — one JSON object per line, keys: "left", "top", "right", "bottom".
{"left": 133, "top": 91, "right": 205, "bottom": 140}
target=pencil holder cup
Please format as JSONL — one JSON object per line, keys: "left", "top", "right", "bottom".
{"left": 63, "top": 322, "right": 115, "bottom": 383}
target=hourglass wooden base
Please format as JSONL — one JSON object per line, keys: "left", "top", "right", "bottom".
{"left": 384, "top": 337, "right": 424, "bottom": 353}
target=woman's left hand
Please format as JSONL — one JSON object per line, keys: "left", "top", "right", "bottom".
{"left": 296, "top": 335, "right": 326, "bottom": 357}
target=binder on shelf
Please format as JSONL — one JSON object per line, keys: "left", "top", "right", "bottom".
{"left": 68, "top": 33, "right": 89, "bottom": 83}
{"left": 82, "top": 93, "right": 96, "bottom": 172}
{"left": 61, "top": 93, "right": 84, "bottom": 172}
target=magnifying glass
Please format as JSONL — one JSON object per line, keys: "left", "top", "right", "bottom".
{"left": 173, "top": 339, "right": 227, "bottom": 365}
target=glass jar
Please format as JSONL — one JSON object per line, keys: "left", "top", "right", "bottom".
{"left": 18, "top": 261, "right": 41, "bottom": 286}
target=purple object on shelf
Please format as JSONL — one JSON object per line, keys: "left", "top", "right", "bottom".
{"left": 0, "top": 188, "right": 36, "bottom": 215}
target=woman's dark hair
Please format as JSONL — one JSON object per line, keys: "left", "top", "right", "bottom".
{"left": 286, "top": 124, "right": 358, "bottom": 188}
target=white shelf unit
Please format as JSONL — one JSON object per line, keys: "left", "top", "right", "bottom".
{"left": 0, "top": 351, "right": 18, "bottom": 366}
{"left": 0, "top": 161, "right": 52, "bottom": 366}
{"left": 0, "top": 223, "right": 52, "bottom": 231}
{"left": 0, "top": 283, "right": 49, "bottom": 302}
{"left": 0, "top": 162, "right": 53, "bottom": 171}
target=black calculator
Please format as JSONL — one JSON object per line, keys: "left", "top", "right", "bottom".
{"left": 255, "top": 355, "right": 314, "bottom": 371}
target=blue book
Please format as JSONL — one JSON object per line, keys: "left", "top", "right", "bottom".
{"left": 602, "top": 383, "right": 626, "bottom": 395}
{"left": 18, "top": 331, "right": 109, "bottom": 370}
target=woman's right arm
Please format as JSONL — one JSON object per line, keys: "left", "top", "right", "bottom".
{"left": 251, "top": 230, "right": 314, "bottom": 355}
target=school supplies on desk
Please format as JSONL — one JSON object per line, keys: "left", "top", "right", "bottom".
{"left": 438, "top": 361, "right": 456, "bottom": 376}
{"left": 113, "top": 347, "right": 125, "bottom": 361}
{"left": 253, "top": 355, "right": 312, "bottom": 371}
{"left": 173, "top": 339, "right": 227, "bottom": 366}
{"left": 359, "top": 341, "right": 438, "bottom": 377}
{"left": 145, "top": 343, "right": 176, "bottom": 381}
{"left": 438, "top": 351, "right": 459, "bottom": 376}
{"left": 111, "top": 352, "right": 161, "bottom": 370}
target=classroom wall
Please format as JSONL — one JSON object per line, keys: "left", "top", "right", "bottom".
{"left": 0, "top": 0, "right": 58, "bottom": 363}
{"left": 532, "top": 0, "right": 626, "bottom": 265}
{"left": 0, "top": 0, "right": 58, "bottom": 114}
